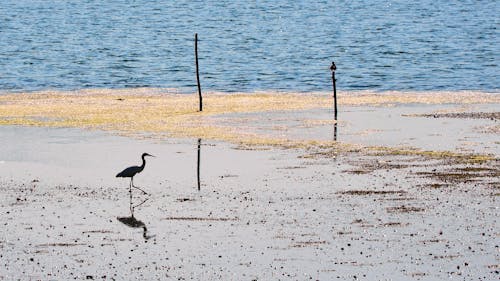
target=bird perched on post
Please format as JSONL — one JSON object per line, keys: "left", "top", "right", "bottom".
{"left": 116, "top": 153, "right": 154, "bottom": 194}
{"left": 330, "top": 61, "right": 337, "bottom": 72}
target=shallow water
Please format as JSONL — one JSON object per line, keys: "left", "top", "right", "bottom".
{"left": 1, "top": 0, "right": 498, "bottom": 92}
{"left": 1, "top": 126, "right": 498, "bottom": 279}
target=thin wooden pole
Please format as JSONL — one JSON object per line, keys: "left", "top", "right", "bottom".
{"left": 330, "top": 61, "right": 338, "bottom": 140}
{"left": 195, "top": 33, "right": 202, "bottom": 111}
{"left": 330, "top": 61, "right": 337, "bottom": 120}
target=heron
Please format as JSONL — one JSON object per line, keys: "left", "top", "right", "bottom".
{"left": 116, "top": 153, "right": 155, "bottom": 194}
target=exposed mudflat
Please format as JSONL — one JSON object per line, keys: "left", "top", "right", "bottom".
{"left": 405, "top": 112, "right": 500, "bottom": 120}
{"left": 0, "top": 95, "right": 499, "bottom": 280}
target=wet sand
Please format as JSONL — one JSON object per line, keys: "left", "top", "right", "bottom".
{"left": 0, "top": 92, "right": 499, "bottom": 280}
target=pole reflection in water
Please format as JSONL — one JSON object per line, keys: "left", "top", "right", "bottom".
{"left": 117, "top": 190, "right": 155, "bottom": 240}
{"left": 197, "top": 138, "right": 201, "bottom": 191}
{"left": 334, "top": 123, "right": 338, "bottom": 141}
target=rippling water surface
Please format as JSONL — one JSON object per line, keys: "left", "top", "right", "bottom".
{"left": 0, "top": 0, "right": 498, "bottom": 92}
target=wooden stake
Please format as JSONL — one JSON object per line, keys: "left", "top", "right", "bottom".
{"left": 195, "top": 33, "right": 202, "bottom": 112}
{"left": 330, "top": 61, "right": 337, "bottom": 120}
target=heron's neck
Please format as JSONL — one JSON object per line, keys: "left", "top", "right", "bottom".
{"left": 140, "top": 156, "right": 146, "bottom": 169}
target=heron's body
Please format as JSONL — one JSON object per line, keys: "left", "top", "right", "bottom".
{"left": 117, "top": 153, "right": 154, "bottom": 194}
{"left": 116, "top": 165, "right": 144, "bottom": 178}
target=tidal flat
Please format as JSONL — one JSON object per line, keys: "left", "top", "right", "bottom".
{"left": 0, "top": 90, "right": 498, "bottom": 280}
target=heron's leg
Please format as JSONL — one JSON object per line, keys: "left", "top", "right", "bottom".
{"left": 132, "top": 185, "right": 149, "bottom": 195}
{"left": 129, "top": 183, "right": 133, "bottom": 215}
{"left": 131, "top": 177, "right": 148, "bottom": 195}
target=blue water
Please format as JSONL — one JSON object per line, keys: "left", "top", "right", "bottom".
{"left": 0, "top": 0, "right": 498, "bottom": 93}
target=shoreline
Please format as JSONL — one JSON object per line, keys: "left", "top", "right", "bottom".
{"left": 1, "top": 89, "right": 498, "bottom": 145}
{"left": 1, "top": 87, "right": 499, "bottom": 96}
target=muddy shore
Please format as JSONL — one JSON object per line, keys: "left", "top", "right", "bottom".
{"left": 1, "top": 92, "right": 498, "bottom": 280}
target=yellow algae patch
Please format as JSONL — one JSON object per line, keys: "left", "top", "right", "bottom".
{"left": 365, "top": 146, "right": 497, "bottom": 164}
{"left": 300, "top": 119, "right": 338, "bottom": 128}
{"left": 0, "top": 90, "right": 328, "bottom": 147}
{"left": 337, "top": 90, "right": 500, "bottom": 106}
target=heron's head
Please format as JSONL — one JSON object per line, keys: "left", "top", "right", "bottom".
{"left": 142, "top": 153, "right": 155, "bottom": 158}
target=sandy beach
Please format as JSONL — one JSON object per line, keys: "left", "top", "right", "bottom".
{"left": 0, "top": 91, "right": 498, "bottom": 280}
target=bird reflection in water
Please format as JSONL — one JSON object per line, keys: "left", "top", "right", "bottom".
{"left": 117, "top": 190, "right": 155, "bottom": 240}
{"left": 197, "top": 138, "right": 201, "bottom": 191}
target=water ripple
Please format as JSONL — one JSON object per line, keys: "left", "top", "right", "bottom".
{"left": 0, "top": 0, "right": 498, "bottom": 92}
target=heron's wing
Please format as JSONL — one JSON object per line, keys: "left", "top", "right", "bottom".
{"left": 116, "top": 166, "right": 141, "bottom": 177}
